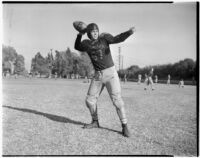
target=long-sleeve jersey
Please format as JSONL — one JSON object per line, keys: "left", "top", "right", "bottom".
{"left": 148, "top": 69, "right": 154, "bottom": 77}
{"left": 74, "top": 30, "right": 133, "bottom": 71}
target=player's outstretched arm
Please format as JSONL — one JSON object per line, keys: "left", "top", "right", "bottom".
{"left": 104, "top": 26, "right": 136, "bottom": 44}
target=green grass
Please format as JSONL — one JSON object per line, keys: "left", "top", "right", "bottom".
{"left": 2, "top": 78, "right": 197, "bottom": 156}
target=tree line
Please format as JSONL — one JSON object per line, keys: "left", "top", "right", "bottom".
{"left": 2, "top": 45, "right": 197, "bottom": 82}
{"left": 2, "top": 45, "right": 27, "bottom": 76}
{"left": 118, "top": 58, "right": 196, "bottom": 82}
{"left": 30, "top": 48, "right": 94, "bottom": 78}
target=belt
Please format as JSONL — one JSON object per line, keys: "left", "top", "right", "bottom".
{"left": 95, "top": 66, "right": 115, "bottom": 74}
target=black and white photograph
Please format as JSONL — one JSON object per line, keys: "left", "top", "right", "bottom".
{"left": 2, "top": 1, "right": 198, "bottom": 156}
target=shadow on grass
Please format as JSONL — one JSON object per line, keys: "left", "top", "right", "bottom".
{"left": 3, "top": 105, "right": 121, "bottom": 134}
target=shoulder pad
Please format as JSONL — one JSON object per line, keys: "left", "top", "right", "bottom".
{"left": 99, "top": 32, "right": 114, "bottom": 41}
{"left": 100, "top": 32, "right": 111, "bottom": 38}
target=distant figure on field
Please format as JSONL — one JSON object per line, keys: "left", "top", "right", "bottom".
{"left": 84, "top": 76, "right": 90, "bottom": 83}
{"left": 154, "top": 75, "right": 158, "bottom": 84}
{"left": 138, "top": 74, "right": 142, "bottom": 84}
{"left": 144, "top": 73, "right": 148, "bottom": 87}
{"left": 179, "top": 79, "right": 184, "bottom": 88}
{"left": 55, "top": 72, "right": 58, "bottom": 80}
{"left": 29, "top": 73, "right": 32, "bottom": 79}
{"left": 144, "top": 68, "right": 155, "bottom": 90}
{"left": 6, "top": 70, "right": 10, "bottom": 78}
{"left": 167, "top": 74, "right": 171, "bottom": 85}
{"left": 14, "top": 73, "right": 18, "bottom": 79}
{"left": 8, "top": 60, "right": 15, "bottom": 75}
{"left": 123, "top": 74, "right": 127, "bottom": 83}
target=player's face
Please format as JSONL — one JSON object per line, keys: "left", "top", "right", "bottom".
{"left": 90, "top": 29, "right": 99, "bottom": 40}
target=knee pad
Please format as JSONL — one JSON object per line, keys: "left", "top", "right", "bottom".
{"left": 112, "top": 94, "right": 125, "bottom": 109}
{"left": 85, "top": 95, "right": 97, "bottom": 108}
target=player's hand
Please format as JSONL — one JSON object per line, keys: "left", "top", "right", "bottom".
{"left": 129, "top": 27, "right": 136, "bottom": 34}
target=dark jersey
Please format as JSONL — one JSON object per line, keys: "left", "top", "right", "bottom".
{"left": 148, "top": 69, "right": 154, "bottom": 77}
{"left": 74, "top": 30, "right": 133, "bottom": 71}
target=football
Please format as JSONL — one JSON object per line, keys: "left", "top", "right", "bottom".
{"left": 73, "top": 21, "right": 87, "bottom": 34}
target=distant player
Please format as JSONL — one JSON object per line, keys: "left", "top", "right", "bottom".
{"left": 179, "top": 79, "right": 184, "bottom": 88}
{"left": 138, "top": 74, "right": 142, "bottom": 84}
{"left": 29, "top": 73, "right": 32, "bottom": 79}
{"left": 14, "top": 73, "right": 18, "bottom": 79}
{"left": 55, "top": 72, "right": 58, "bottom": 80}
{"left": 167, "top": 74, "right": 171, "bottom": 85}
{"left": 84, "top": 76, "right": 90, "bottom": 83}
{"left": 6, "top": 70, "right": 10, "bottom": 78}
{"left": 123, "top": 74, "right": 127, "bottom": 83}
{"left": 144, "top": 68, "right": 155, "bottom": 90}
{"left": 154, "top": 75, "right": 158, "bottom": 84}
{"left": 144, "top": 73, "right": 148, "bottom": 89}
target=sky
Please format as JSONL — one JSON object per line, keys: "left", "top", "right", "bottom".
{"left": 3, "top": 2, "right": 197, "bottom": 71}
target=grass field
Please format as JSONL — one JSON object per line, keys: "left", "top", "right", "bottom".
{"left": 2, "top": 78, "right": 197, "bottom": 156}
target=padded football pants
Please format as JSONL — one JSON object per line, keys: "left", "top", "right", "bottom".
{"left": 85, "top": 66, "right": 127, "bottom": 124}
